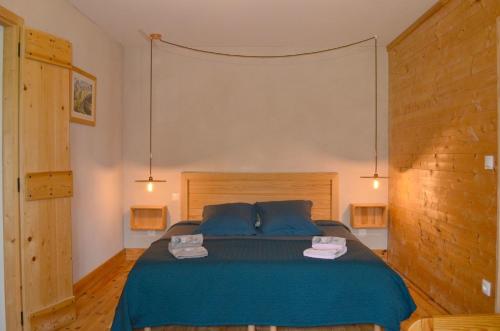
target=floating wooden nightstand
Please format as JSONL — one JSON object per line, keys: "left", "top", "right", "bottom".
{"left": 350, "top": 203, "right": 388, "bottom": 229}
{"left": 130, "top": 205, "right": 167, "bottom": 231}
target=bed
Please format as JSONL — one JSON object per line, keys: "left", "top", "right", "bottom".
{"left": 111, "top": 172, "right": 415, "bottom": 331}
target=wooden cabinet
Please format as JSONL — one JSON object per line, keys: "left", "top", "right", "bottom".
{"left": 130, "top": 205, "right": 167, "bottom": 230}
{"left": 350, "top": 203, "right": 388, "bottom": 229}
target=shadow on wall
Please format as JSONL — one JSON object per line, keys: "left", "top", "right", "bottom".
{"left": 388, "top": 38, "right": 497, "bottom": 251}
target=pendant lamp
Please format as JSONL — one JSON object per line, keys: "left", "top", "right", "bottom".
{"left": 360, "top": 36, "right": 388, "bottom": 189}
{"left": 135, "top": 34, "right": 166, "bottom": 192}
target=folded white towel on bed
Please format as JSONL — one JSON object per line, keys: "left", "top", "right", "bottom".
{"left": 169, "top": 246, "right": 208, "bottom": 259}
{"left": 303, "top": 246, "right": 347, "bottom": 260}
{"left": 169, "top": 234, "right": 204, "bottom": 250}
{"left": 312, "top": 236, "right": 346, "bottom": 250}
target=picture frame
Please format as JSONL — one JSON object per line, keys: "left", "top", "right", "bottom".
{"left": 70, "top": 66, "right": 96, "bottom": 126}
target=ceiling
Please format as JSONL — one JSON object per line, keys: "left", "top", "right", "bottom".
{"left": 69, "top": 0, "right": 436, "bottom": 48}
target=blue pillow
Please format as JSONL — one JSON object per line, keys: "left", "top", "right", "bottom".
{"left": 255, "top": 200, "right": 323, "bottom": 236}
{"left": 194, "top": 203, "right": 257, "bottom": 236}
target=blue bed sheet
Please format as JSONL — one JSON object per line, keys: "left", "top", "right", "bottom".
{"left": 111, "top": 221, "right": 415, "bottom": 331}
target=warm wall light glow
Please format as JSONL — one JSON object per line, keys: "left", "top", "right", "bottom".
{"left": 373, "top": 178, "right": 380, "bottom": 190}
{"left": 147, "top": 181, "right": 154, "bottom": 192}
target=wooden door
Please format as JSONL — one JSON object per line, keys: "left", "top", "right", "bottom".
{"left": 20, "top": 28, "right": 75, "bottom": 331}
{"left": 0, "top": 5, "right": 24, "bottom": 331}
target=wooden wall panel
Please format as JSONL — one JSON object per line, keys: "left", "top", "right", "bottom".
{"left": 388, "top": 0, "right": 499, "bottom": 313}
{"left": 21, "top": 43, "right": 75, "bottom": 329}
{"left": 496, "top": 15, "right": 500, "bottom": 316}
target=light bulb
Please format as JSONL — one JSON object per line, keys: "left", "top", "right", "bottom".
{"left": 373, "top": 178, "right": 380, "bottom": 190}
{"left": 147, "top": 181, "right": 154, "bottom": 192}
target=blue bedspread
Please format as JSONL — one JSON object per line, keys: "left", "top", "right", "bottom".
{"left": 111, "top": 221, "right": 416, "bottom": 331}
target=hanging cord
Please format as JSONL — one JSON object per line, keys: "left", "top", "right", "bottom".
{"left": 149, "top": 37, "right": 153, "bottom": 180}
{"left": 150, "top": 34, "right": 382, "bottom": 178}
{"left": 156, "top": 36, "right": 376, "bottom": 58}
{"left": 374, "top": 37, "right": 378, "bottom": 175}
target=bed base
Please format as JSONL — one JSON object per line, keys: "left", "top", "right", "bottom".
{"left": 143, "top": 325, "right": 383, "bottom": 331}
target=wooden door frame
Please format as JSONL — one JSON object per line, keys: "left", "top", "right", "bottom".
{"left": 0, "top": 5, "right": 23, "bottom": 331}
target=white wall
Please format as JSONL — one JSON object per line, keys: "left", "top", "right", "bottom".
{"left": 0, "top": 24, "right": 5, "bottom": 331}
{"left": 123, "top": 42, "right": 389, "bottom": 249}
{"left": 0, "top": 0, "right": 389, "bottom": 280}
{"left": 0, "top": 0, "right": 124, "bottom": 281}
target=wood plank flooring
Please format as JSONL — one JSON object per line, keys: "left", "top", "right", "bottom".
{"left": 62, "top": 250, "right": 447, "bottom": 331}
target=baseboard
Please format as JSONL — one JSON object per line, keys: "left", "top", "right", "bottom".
{"left": 30, "top": 296, "right": 76, "bottom": 331}
{"left": 372, "top": 249, "right": 388, "bottom": 262}
{"left": 73, "top": 249, "right": 126, "bottom": 294}
{"left": 385, "top": 257, "right": 449, "bottom": 315}
{"left": 125, "top": 248, "right": 146, "bottom": 261}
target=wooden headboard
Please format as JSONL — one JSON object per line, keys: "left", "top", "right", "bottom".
{"left": 181, "top": 172, "right": 339, "bottom": 220}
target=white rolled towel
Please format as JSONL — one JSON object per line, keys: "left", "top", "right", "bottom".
{"left": 169, "top": 246, "right": 208, "bottom": 259}
{"left": 303, "top": 246, "right": 347, "bottom": 260}
{"left": 169, "top": 234, "right": 203, "bottom": 250}
{"left": 312, "top": 236, "right": 346, "bottom": 250}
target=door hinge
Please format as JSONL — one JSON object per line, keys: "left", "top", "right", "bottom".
{"left": 17, "top": 177, "right": 20, "bottom": 193}
{"left": 20, "top": 311, "right": 23, "bottom": 326}
{"left": 17, "top": 42, "right": 21, "bottom": 57}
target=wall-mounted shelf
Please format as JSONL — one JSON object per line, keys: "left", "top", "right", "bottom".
{"left": 350, "top": 203, "right": 388, "bottom": 229}
{"left": 130, "top": 205, "right": 167, "bottom": 231}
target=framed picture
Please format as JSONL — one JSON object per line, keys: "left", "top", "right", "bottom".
{"left": 70, "top": 66, "right": 96, "bottom": 126}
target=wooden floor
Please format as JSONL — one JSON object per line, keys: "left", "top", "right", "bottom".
{"left": 62, "top": 250, "right": 447, "bottom": 331}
